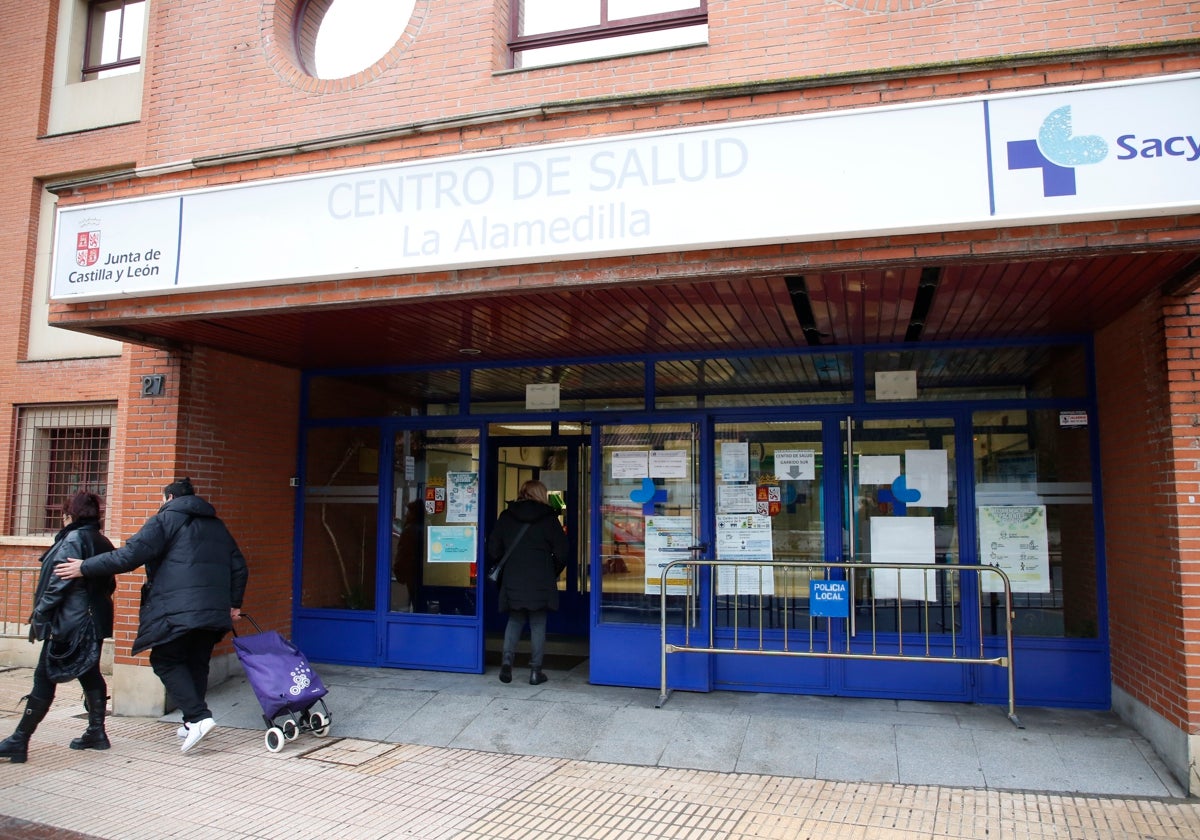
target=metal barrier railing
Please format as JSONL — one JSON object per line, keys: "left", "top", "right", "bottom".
{"left": 658, "top": 558, "right": 1021, "bottom": 727}
{"left": 0, "top": 565, "right": 38, "bottom": 638}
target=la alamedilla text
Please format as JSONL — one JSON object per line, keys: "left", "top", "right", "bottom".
{"left": 392, "top": 202, "right": 652, "bottom": 256}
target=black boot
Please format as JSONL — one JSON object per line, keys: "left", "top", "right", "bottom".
{"left": 499, "top": 655, "right": 513, "bottom": 684}
{"left": 0, "top": 695, "right": 51, "bottom": 763}
{"left": 70, "top": 689, "right": 110, "bottom": 751}
{"left": 529, "top": 669, "right": 548, "bottom": 686}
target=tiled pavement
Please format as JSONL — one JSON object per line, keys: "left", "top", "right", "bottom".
{"left": 1, "top": 663, "right": 1198, "bottom": 839}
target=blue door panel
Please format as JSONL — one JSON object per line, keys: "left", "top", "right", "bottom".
{"left": 841, "top": 657, "right": 971, "bottom": 700}
{"left": 713, "top": 651, "right": 833, "bottom": 693}
{"left": 384, "top": 618, "right": 481, "bottom": 672}
{"left": 974, "top": 642, "right": 1109, "bottom": 709}
{"left": 590, "top": 624, "right": 708, "bottom": 690}
{"left": 293, "top": 613, "right": 376, "bottom": 666}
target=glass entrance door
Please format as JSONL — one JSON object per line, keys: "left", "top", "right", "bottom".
{"left": 487, "top": 437, "right": 588, "bottom": 639}
{"left": 840, "top": 415, "right": 968, "bottom": 699}
{"left": 590, "top": 421, "right": 703, "bottom": 690}
{"left": 708, "top": 419, "right": 829, "bottom": 693}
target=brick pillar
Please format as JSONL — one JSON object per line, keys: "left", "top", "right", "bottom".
{"left": 1096, "top": 289, "right": 1200, "bottom": 795}
{"left": 107, "top": 343, "right": 300, "bottom": 716}
{"left": 108, "top": 345, "right": 184, "bottom": 716}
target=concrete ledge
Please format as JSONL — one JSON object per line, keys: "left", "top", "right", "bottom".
{"left": 112, "top": 661, "right": 165, "bottom": 716}
{"left": 0, "top": 633, "right": 114, "bottom": 673}
{"left": 110, "top": 650, "right": 240, "bottom": 718}
{"left": 1112, "top": 682, "right": 1199, "bottom": 796}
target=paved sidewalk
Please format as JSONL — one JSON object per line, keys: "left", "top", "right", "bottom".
{"left": 1, "top": 664, "right": 1198, "bottom": 839}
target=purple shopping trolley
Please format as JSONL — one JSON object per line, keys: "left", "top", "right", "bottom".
{"left": 233, "top": 614, "right": 332, "bottom": 752}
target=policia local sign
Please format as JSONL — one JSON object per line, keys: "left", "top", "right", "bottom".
{"left": 52, "top": 73, "right": 1200, "bottom": 302}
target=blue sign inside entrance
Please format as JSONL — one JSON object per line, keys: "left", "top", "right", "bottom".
{"left": 809, "top": 579, "right": 849, "bottom": 618}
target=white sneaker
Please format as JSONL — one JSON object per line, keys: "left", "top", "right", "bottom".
{"left": 180, "top": 718, "right": 215, "bottom": 753}
{"left": 176, "top": 725, "right": 187, "bottom": 738}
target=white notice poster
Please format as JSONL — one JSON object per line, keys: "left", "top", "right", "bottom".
{"left": 870, "top": 516, "right": 937, "bottom": 601}
{"left": 718, "top": 484, "right": 758, "bottom": 513}
{"left": 715, "top": 513, "right": 775, "bottom": 595}
{"left": 649, "top": 448, "right": 689, "bottom": 478}
{"left": 905, "top": 449, "right": 948, "bottom": 508}
{"left": 446, "top": 472, "right": 479, "bottom": 523}
{"left": 859, "top": 455, "right": 901, "bottom": 485}
{"left": 611, "top": 450, "right": 649, "bottom": 479}
{"left": 643, "top": 515, "right": 694, "bottom": 595}
{"left": 721, "top": 442, "right": 749, "bottom": 482}
{"left": 977, "top": 505, "right": 1050, "bottom": 593}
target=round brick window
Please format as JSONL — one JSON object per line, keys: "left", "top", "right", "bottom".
{"left": 296, "top": 0, "right": 416, "bottom": 79}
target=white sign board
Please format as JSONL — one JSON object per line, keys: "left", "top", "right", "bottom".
{"left": 52, "top": 73, "right": 1200, "bottom": 301}
{"left": 773, "top": 449, "right": 815, "bottom": 480}
{"left": 525, "top": 383, "right": 560, "bottom": 410}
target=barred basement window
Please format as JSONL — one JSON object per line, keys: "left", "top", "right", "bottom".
{"left": 12, "top": 404, "right": 115, "bottom": 536}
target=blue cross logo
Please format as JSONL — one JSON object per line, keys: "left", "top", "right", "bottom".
{"left": 1007, "top": 105, "right": 1107, "bottom": 197}
{"left": 630, "top": 477, "right": 668, "bottom": 515}
{"left": 878, "top": 475, "right": 921, "bottom": 516}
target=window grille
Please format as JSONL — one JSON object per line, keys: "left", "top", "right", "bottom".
{"left": 12, "top": 404, "right": 115, "bottom": 536}
{"left": 82, "top": 0, "right": 146, "bottom": 81}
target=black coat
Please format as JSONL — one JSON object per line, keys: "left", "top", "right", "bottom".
{"left": 30, "top": 519, "right": 116, "bottom": 642}
{"left": 487, "top": 499, "right": 568, "bottom": 613}
{"left": 82, "top": 494, "right": 249, "bottom": 655}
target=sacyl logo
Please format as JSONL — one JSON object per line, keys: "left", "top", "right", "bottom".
{"left": 1115, "top": 133, "right": 1200, "bottom": 162}
{"left": 1007, "top": 105, "right": 1108, "bottom": 197}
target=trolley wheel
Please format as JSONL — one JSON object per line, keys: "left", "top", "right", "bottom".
{"left": 264, "top": 727, "right": 285, "bottom": 753}
{"left": 282, "top": 719, "right": 300, "bottom": 741}
{"left": 309, "top": 710, "right": 330, "bottom": 737}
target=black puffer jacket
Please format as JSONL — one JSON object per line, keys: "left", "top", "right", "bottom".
{"left": 30, "top": 519, "right": 115, "bottom": 643}
{"left": 487, "top": 499, "right": 568, "bottom": 613}
{"left": 82, "top": 494, "right": 249, "bottom": 655}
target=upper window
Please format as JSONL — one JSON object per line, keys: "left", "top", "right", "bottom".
{"left": 510, "top": 0, "right": 707, "bottom": 70}
{"left": 83, "top": 0, "right": 146, "bottom": 81}
{"left": 11, "top": 404, "right": 115, "bottom": 536}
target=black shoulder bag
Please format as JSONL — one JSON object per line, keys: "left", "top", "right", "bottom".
{"left": 45, "top": 608, "right": 100, "bottom": 683}
{"left": 486, "top": 522, "right": 531, "bottom": 584}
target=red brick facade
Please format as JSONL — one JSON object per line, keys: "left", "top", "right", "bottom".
{"left": 3, "top": 0, "right": 1200, "bottom": 790}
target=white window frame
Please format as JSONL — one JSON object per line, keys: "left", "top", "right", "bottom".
{"left": 509, "top": 0, "right": 707, "bottom": 70}
{"left": 47, "top": 0, "right": 147, "bottom": 135}
{"left": 82, "top": 0, "right": 147, "bottom": 80}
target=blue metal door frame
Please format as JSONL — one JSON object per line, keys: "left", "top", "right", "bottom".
{"left": 291, "top": 340, "right": 1111, "bottom": 708}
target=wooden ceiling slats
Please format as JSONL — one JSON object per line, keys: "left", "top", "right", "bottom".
{"left": 98, "top": 252, "right": 1197, "bottom": 369}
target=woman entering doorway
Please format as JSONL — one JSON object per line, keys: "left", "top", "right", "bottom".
{"left": 487, "top": 479, "right": 569, "bottom": 685}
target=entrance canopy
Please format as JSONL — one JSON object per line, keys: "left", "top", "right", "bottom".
{"left": 51, "top": 250, "right": 1200, "bottom": 371}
